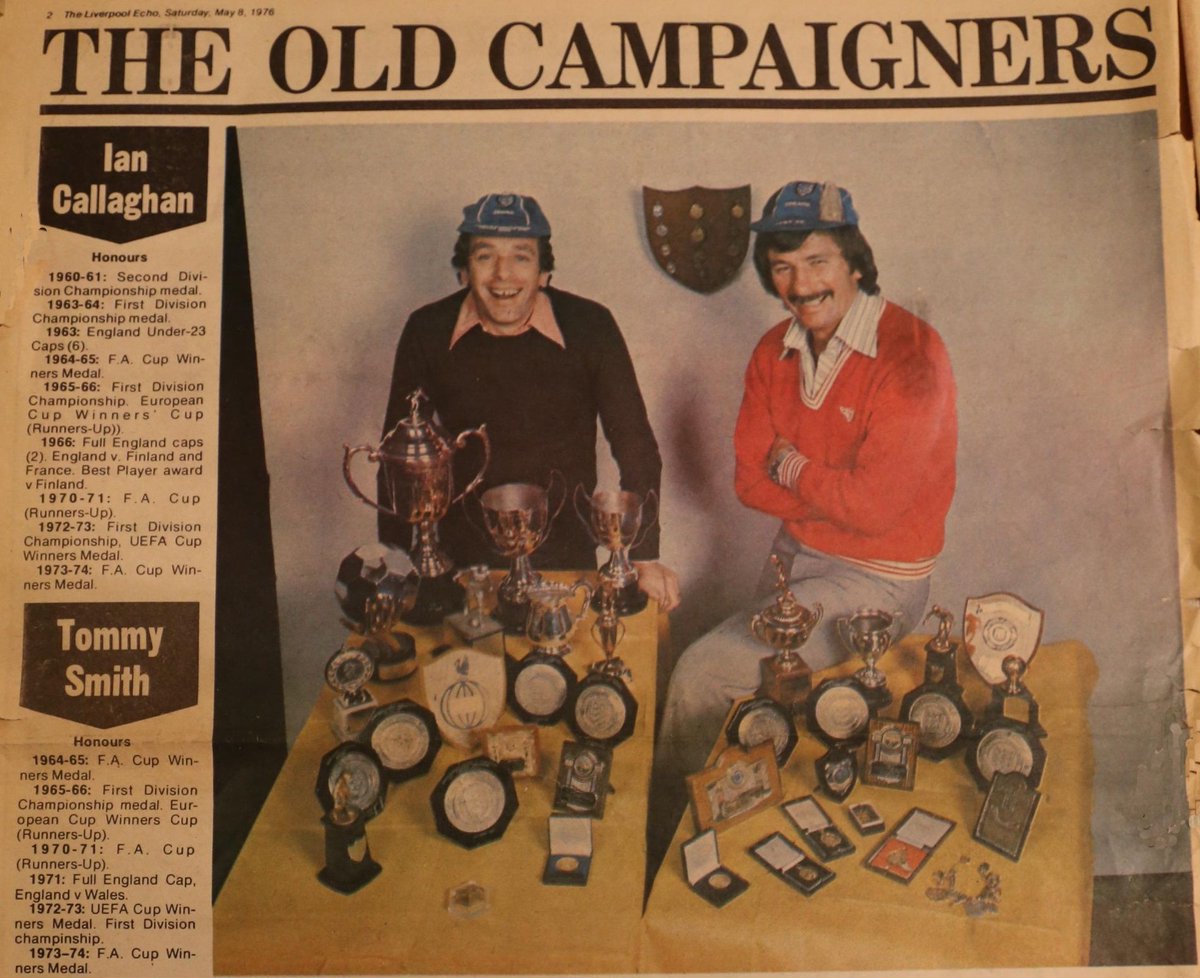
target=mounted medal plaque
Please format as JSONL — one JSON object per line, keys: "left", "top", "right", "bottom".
{"left": 430, "top": 756, "right": 518, "bottom": 849}
{"left": 317, "top": 764, "right": 382, "bottom": 895}
{"left": 899, "top": 605, "right": 974, "bottom": 760}
{"left": 726, "top": 696, "right": 798, "bottom": 767}
{"left": 862, "top": 718, "right": 920, "bottom": 791}
{"left": 815, "top": 745, "right": 858, "bottom": 801}
{"left": 967, "top": 718, "right": 1047, "bottom": 790}
{"left": 973, "top": 770, "right": 1041, "bottom": 861}
{"left": 962, "top": 592, "right": 1044, "bottom": 687}
{"left": 507, "top": 651, "right": 577, "bottom": 726}
{"left": 566, "top": 670, "right": 638, "bottom": 748}
{"left": 553, "top": 741, "right": 613, "bottom": 818}
{"left": 806, "top": 676, "right": 875, "bottom": 748}
{"left": 360, "top": 699, "right": 440, "bottom": 783}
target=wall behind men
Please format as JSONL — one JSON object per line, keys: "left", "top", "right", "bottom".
{"left": 238, "top": 113, "right": 1184, "bottom": 876}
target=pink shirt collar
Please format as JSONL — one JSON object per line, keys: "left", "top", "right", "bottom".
{"left": 449, "top": 290, "right": 565, "bottom": 349}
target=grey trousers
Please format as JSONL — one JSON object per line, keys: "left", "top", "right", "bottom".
{"left": 655, "top": 529, "right": 931, "bottom": 784}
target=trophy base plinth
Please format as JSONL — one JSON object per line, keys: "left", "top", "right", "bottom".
{"left": 758, "top": 656, "right": 813, "bottom": 715}
{"left": 362, "top": 631, "right": 417, "bottom": 682}
{"left": 317, "top": 850, "right": 382, "bottom": 894}
{"left": 446, "top": 610, "right": 506, "bottom": 645}
{"left": 494, "top": 594, "right": 532, "bottom": 634}
{"left": 591, "top": 577, "right": 647, "bottom": 617}
{"left": 858, "top": 680, "right": 892, "bottom": 711}
{"left": 401, "top": 573, "right": 464, "bottom": 625}
{"left": 330, "top": 693, "right": 377, "bottom": 743}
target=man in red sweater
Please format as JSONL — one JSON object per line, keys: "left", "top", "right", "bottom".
{"left": 656, "top": 180, "right": 957, "bottom": 781}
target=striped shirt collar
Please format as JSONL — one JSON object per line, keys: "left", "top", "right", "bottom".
{"left": 781, "top": 289, "right": 884, "bottom": 361}
{"left": 449, "top": 289, "right": 565, "bottom": 349}
{"left": 781, "top": 291, "right": 885, "bottom": 409}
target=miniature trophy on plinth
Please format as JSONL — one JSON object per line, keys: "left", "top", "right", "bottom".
{"left": 445, "top": 564, "right": 504, "bottom": 645}
{"left": 477, "top": 478, "right": 564, "bottom": 632}
{"left": 963, "top": 592, "right": 1048, "bottom": 788}
{"left": 750, "top": 554, "right": 823, "bottom": 713}
{"left": 509, "top": 578, "right": 592, "bottom": 725}
{"left": 335, "top": 543, "right": 419, "bottom": 681}
{"left": 899, "top": 605, "right": 975, "bottom": 760}
{"left": 835, "top": 607, "right": 905, "bottom": 709}
{"left": 343, "top": 388, "right": 490, "bottom": 623}
{"left": 574, "top": 486, "right": 657, "bottom": 617}
{"left": 566, "top": 578, "right": 639, "bottom": 748}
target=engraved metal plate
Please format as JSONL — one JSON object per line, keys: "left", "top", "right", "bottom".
{"left": 806, "top": 678, "right": 874, "bottom": 746}
{"left": 361, "top": 700, "right": 440, "bottom": 782}
{"left": 726, "top": 696, "right": 798, "bottom": 766}
{"left": 973, "top": 770, "right": 1041, "bottom": 860}
{"left": 567, "top": 673, "right": 638, "bottom": 748}
{"left": 508, "top": 652, "right": 576, "bottom": 725}
{"left": 315, "top": 742, "right": 387, "bottom": 821}
{"left": 430, "top": 757, "right": 518, "bottom": 848}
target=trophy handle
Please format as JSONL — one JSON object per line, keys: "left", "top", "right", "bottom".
{"left": 573, "top": 483, "right": 594, "bottom": 533}
{"left": 810, "top": 602, "right": 825, "bottom": 628}
{"left": 460, "top": 484, "right": 493, "bottom": 548}
{"left": 888, "top": 610, "right": 906, "bottom": 644}
{"left": 631, "top": 488, "right": 659, "bottom": 551}
{"left": 835, "top": 615, "right": 853, "bottom": 652}
{"left": 571, "top": 578, "right": 594, "bottom": 621}
{"left": 342, "top": 444, "right": 403, "bottom": 518}
{"left": 450, "top": 424, "right": 491, "bottom": 505}
{"left": 750, "top": 610, "right": 766, "bottom": 643}
{"left": 545, "top": 469, "right": 568, "bottom": 529}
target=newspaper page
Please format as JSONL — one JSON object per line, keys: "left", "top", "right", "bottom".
{"left": 0, "top": 0, "right": 1197, "bottom": 975}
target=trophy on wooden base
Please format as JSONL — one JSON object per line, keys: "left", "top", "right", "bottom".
{"left": 750, "top": 554, "right": 822, "bottom": 713}
{"left": 343, "top": 388, "right": 490, "bottom": 624}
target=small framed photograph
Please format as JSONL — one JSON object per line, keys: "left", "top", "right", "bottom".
{"left": 681, "top": 829, "right": 749, "bottom": 908}
{"left": 782, "top": 795, "right": 855, "bottom": 860}
{"left": 864, "top": 807, "right": 954, "bottom": 884}
{"left": 862, "top": 718, "right": 920, "bottom": 790}
{"left": 973, "top": 770, "right": 1040, "bottom": 860}
{"left": 847, "top": 802, "right": 885, "bottom": 835}
{"left": 478, "top": 723, "right": 542, "bottom": 779}
{"left": 686, "top": 742, "right": 781, "bottom": 834}
{"left": 749, "top": 832, "right": 835, "bottom": 896}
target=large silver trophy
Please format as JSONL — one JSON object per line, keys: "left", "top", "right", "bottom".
{"left": 835, "top": 609, "right": 905, "bottom": 709}
{"left": 574, "top": 487, "right": 657, "bottom": 616}
{"left": 343, "top": 388, "right": 490, "bottom": 623}
{"left": 478, "top": 477, "right": 564, "bottom": 632}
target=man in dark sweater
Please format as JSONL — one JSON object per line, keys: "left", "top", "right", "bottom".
{"left": 380, "top": 192, "right": 680, "bottom": 610}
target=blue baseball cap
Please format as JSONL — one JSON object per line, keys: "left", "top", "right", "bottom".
{"left": 750, "top": 181, "right": 859, "bottom": 232}
{"left": 457, "top": 193, "right": 551, "bottom": 237}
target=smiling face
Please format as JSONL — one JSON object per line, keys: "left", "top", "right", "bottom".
{"left": 459, "top": 236, "right": 550, "bottom": 334}
{"left": 768, "top": 232, "right": 863, "bottom": 351}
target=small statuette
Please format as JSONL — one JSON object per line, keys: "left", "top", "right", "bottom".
{"left": 750, "top": 555, "right": 821, "bottom": 713}
{"left": 316, "top": 770, "right": 382, "bottom": 894}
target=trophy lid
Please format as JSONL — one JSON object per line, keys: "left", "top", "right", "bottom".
{"left": 381, "top": 388, "right": 455, "bottom": 464}
{"left": 757, "top": 554, "right": 822, "bottom": 634}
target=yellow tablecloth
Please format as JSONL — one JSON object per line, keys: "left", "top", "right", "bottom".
{"left": 214, "top": 583, "right": 659, "bottom": 975}
{"left": 638, "top": 638, "right": 1097, "bottom": 972}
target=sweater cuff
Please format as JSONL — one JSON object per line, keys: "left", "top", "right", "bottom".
{"left": 772, "top": 449, "right": 808, "bottom": 490}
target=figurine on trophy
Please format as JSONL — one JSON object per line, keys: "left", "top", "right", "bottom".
{"left": 835, "top": 608, "right": 904, "bottom": 709}
{"left": 343, "top": 387, "right": 490, "bottom": 624}
{"left": 445, "top": 564, "right": 504, "bottom": 644}
{"left": 317, "top": 771, "right": 382, "bottom": 894}
{"left": 475, "top": 476, "right": 565, "bottom": 632}
{"left": 590, "top": 576, "right": 630, "bottom": 681}
{"left": 574, "top": 486, "right": 657, "bottom": 616}
{"left": 899, "top": 605, "right": 975, "bottom": 760}
{"left": 750, "top": 554, "right": 823, "bottom": 714}
{"left": 335, "top": 543, "right": 420, "bottom": 681}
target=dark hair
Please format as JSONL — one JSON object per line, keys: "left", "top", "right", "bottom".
{"left": 451, "top": 233, "right": 555, "bottom": 273}
{"left": 752, "top": 225, "right": 879, "bottom": 296}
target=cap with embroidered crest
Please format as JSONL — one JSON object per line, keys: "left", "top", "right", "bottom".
{"left": 750, "top": 181, "right": 859, "bottom": 232}
{"left": 457, "top": 193, "right": 552, "bottom": 237}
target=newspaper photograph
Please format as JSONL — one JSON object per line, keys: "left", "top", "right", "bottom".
{"left": 1, "top": 1, "right": 1198, "bottom": 975}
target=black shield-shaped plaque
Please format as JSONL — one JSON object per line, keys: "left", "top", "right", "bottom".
{"left": 642, "top": 186, "right": 751, "bottom": 294}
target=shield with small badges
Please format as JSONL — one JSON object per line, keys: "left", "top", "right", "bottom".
{"left": 642, "top": 185, "right": 751, "bottom": 294}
